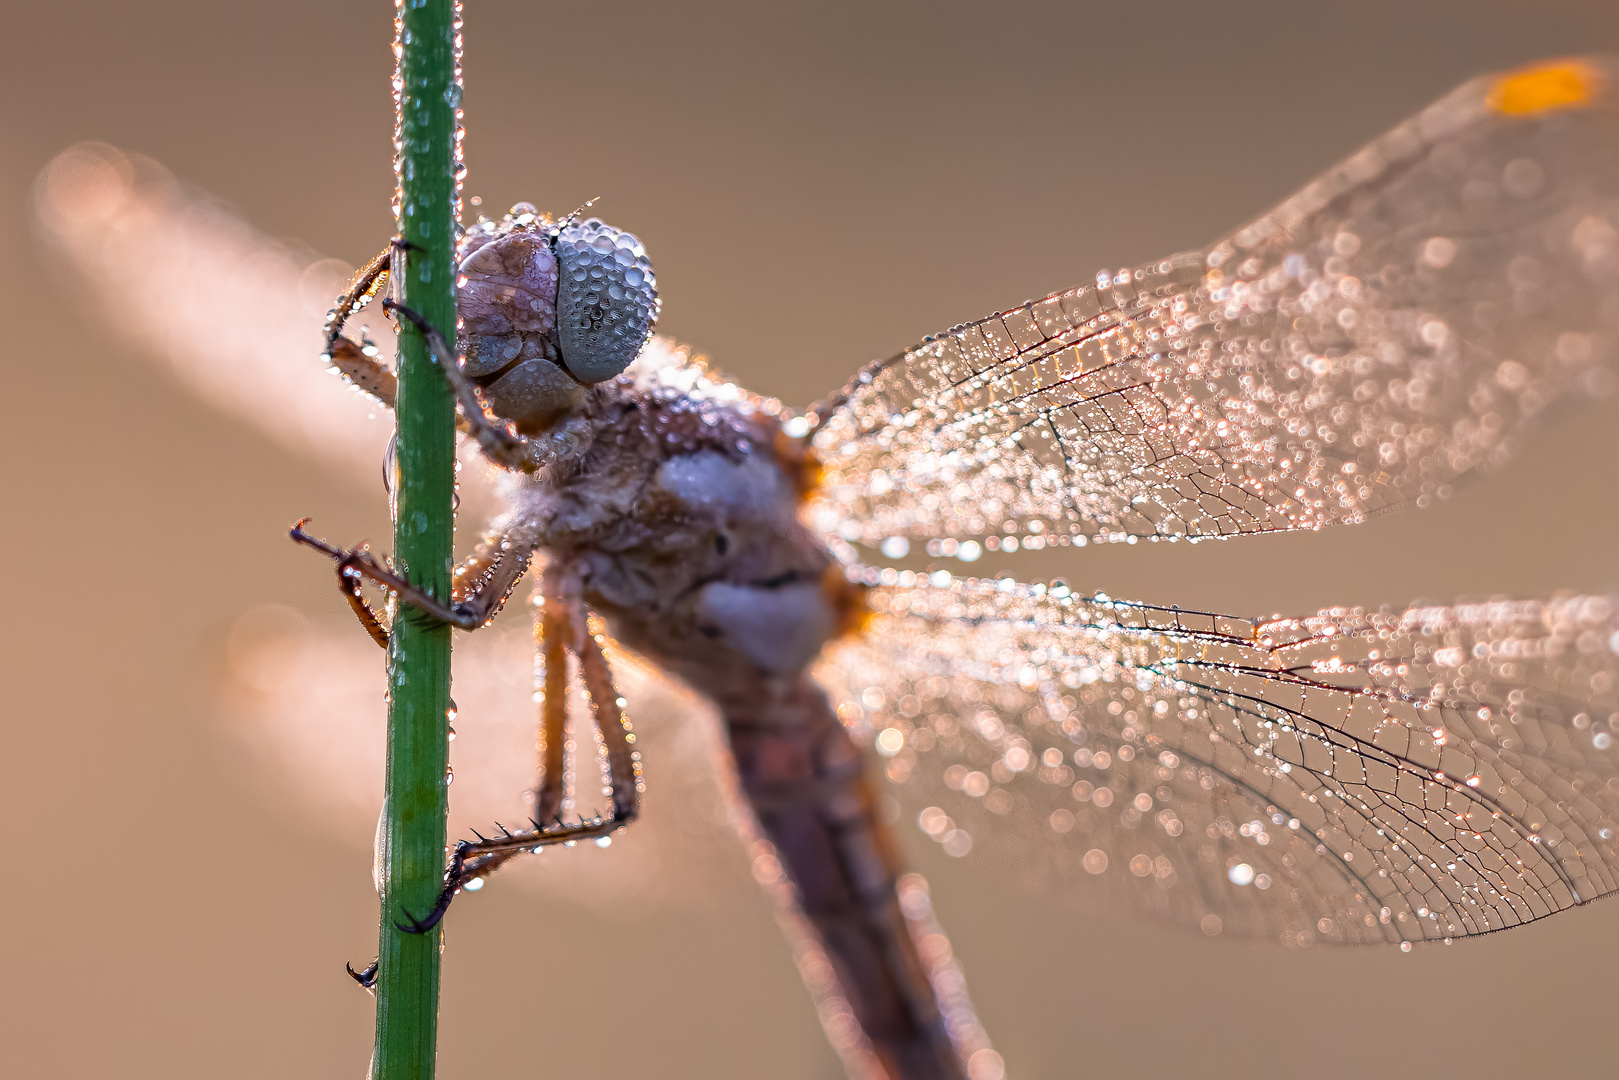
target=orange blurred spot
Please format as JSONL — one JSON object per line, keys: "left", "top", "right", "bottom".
{"left": 1489, "top": 59, "right": 1605, "bottom": 116}
{"left": 823, "top": 565, "right": 873, "bottom": 640}
{"left": 773, "top": 424, "right": 823, "bottom": 497}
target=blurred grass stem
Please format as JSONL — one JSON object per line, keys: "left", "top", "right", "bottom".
{"left": 374, "top": 1, "right": 459, "bottom": 1077}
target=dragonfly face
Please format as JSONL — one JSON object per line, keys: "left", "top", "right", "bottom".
{"left": 452, "top": 206, "right": 660, "bottom": 427}
{"left": 33, "top": 54, "right": 1619, "bottom": 1080}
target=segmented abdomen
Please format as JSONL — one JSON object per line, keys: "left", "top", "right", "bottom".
{"left": 719, "top": 674, "right": 968, "bottom": 1080}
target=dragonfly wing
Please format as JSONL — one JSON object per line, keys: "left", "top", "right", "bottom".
{"left": 223, "top": 610, "right": 752, "bottom": 911}
{"left": 34, "top": 143, "right": 396, "bottom": 490}
{"left": 810, "top": 58, "right": 1619, "bottom": 551}
{"left": 819, "top": 573, "right": 1619, "bottom": 945}
{"left": 33, "top": 142, "right": 702, "bottom": 501}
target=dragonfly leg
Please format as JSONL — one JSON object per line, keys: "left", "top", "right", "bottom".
{"left": 289, "top": 517, "right": 539, "bottom": 645}
{"left": 395, "top": 568, "right": 641, "bottom": 933}
{"left": 383, "top": 299, "right": 545, "bottom": 473}
{"left": 533, "top": 566, "right": 570, "bottom": 824}
{"left": 323, "top": 243, "right": 547, "bottom": 472}
{"left": 323, "top": 241, "right": 401, "bottom": 409}
{"left": 346, "top": 959, "right": 379, "bottom": 991}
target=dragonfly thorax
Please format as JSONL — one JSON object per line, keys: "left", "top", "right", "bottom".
{"left": 504, "top": 373, "right": 859, "bottom": 685}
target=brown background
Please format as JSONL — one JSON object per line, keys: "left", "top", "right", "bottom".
{"left": 4, "top": 2, "right": 1619, "bottom": 1077}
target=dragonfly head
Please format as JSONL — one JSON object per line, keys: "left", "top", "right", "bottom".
{"left": 455, "top": 203, "right": 659, "bottom": 429}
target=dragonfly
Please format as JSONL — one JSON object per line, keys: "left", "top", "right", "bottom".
{"left": 34, "top": 56, "right": 1619, "bottom": 1080}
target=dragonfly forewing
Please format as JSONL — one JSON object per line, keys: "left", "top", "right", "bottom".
{"left": 810, "top": 58, "right": 1619, "bottom": 551}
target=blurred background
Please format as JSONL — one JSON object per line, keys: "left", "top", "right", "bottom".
{"left": 4, "top": 1, "right": 1619, "bottom": 1077}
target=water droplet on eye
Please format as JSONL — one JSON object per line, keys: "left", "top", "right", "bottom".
{"left": 1082, "top": 848, "right": 1108, "bottom": 875}
{"left": 463, "top": 877, "right": 484, "bottom": 891}
{"left": 1228, "top": 862, "right": 1255, "bottom": 886}
{"left": 880, "top": 536, "right": 910, "bottom": 559}
{"left": 594, "top": 836, "right": 612, "bottom": 848}
{"left": 1400, "top": 941, "right": 1413, "bottom": 953}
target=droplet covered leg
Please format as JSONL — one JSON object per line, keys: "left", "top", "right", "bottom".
{"left": 322, "top": 241, "right": 555, "bottom": 472}
{"left": 289, "top": 517, "right": 539, "bottom": 640}
{"left": 383, "top": 299, "right": 545, "bottom": 473}
{"left": 394, "top": 564, "right": 642, "bottom": 934}
{"left": 322, "top": 241, "right": 401, "bottom": 408}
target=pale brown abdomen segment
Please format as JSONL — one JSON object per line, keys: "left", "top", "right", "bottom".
{"left": 718, "top": 675, "right": 967, "bottom": 1080}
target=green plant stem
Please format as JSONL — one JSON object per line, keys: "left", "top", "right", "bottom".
{"left": 374, "top": 1, "right": 459, "bottom": 1077}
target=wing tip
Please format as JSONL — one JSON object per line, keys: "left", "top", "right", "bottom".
{"left": 1487, "top": 56, "right": 1613, "bottom": 117}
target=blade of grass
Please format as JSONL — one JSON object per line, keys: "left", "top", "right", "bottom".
{"left": 373, "top": 2, "right": 462, "bottom": 1077}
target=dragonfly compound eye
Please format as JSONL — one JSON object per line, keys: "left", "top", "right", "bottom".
{"left": 553, "top": 218, "right": 659, "bottom": 383}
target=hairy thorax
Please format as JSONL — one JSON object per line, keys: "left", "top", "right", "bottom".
{"left": 504, "top": 368, "right": 859, "bottom": 693}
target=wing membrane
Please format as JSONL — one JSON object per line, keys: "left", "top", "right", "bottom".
{"left": 810, "top": 59, "right": 1619, "bottom": 549}
{"left": 32, "top": 142, "right": 703, "bottom": 508}
{"left": 819, "top": 574, "right": 1619, "bottom": 945}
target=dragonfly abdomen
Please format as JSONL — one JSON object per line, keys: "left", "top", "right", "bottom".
{"left": 720, "top": 673, "right": 969, "bottom": 1080}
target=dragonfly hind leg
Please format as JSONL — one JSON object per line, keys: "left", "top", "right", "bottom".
{"left": 396, "top": 566, "right": 642, "bottom": 934}
{"left": 346, "top": 959, "right": 379, "bottom": 991}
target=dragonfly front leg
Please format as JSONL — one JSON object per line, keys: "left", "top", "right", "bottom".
{"left": 383, "top": 299, "right": 542, "bottom": 473}
{"left": 322, "top": 244, "right": 552, "bottom": 472}
{"left": 322, "top": 242, "right": 399, "bottom": 406}
{"left": 395, "top": 564, "right": 642, "bottom": 934}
